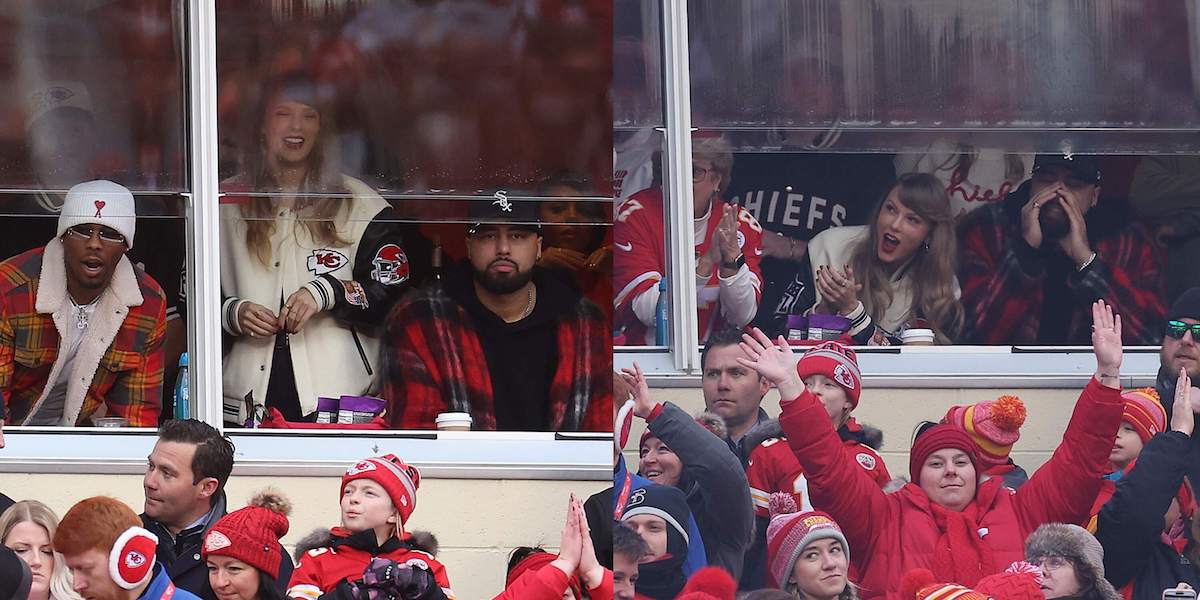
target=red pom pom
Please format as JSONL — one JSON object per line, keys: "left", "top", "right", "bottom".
{"left": 768, "top": 492, "right": 800, "bottom": 519}
{"left": 899, "top": 569, "right": 937, "bottom": 600}
{"left": 679, "top": 567, "right": 736, "bottom": 600}
{"left": 991, "top": 395, "right": 1027, "bottom": 432}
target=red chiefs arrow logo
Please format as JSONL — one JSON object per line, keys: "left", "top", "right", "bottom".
{"left": 307, "top": 249, "right": 349, "bottom": 276}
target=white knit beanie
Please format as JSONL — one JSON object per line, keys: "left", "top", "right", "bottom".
{"left": 57, "top": 180, "right": 136, "bottom": 249}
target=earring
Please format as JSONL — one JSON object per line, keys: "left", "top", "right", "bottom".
{"left": 922, "top": 240, "right": 931, "bottom": 251}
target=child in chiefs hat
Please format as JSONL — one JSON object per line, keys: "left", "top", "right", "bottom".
{"left": 286, "top": 454, "right": 455, "bottom": 599}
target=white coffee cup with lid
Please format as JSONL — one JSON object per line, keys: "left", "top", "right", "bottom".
{"left": 435, "top": 412, "right": 473, "bottom": 431}
{"left": 901, "top": 328, "right": 936, "bottom": 346}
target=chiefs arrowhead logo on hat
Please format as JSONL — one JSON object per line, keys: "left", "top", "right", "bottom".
{"left": 834, "top": 364, "right": 856, "bottom": 390}
{"left": 346, "top": 461, "right": 377, "bottom": 476}
{"left": 205, "top": 531, "right": 232, "bottom": 552}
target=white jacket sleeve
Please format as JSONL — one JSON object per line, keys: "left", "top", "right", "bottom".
{"left": 717, "top": 265, "right": 758, "bottom": 328}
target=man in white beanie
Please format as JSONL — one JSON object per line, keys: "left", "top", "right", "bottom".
{"left": 0, "top": 179, "right": 167, "bottom": 439}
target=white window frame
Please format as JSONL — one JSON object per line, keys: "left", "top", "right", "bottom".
{"left": 0, "top": 0, "right": 611, "bottom": 481}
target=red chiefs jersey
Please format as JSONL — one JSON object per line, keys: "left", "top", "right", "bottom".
{"left": 614, "top": 188, "right": 764, "bottom": 344}
{"left": 287, "top": 529, "right": 454, "bottom": 599}
{"left": 747, "top": 435, "right": 890, "bottom": 518}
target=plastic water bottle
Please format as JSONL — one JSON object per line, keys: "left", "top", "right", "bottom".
{"left": 655, "top": 279, "right": 669, "bottom": 345}
{"left": 174, "top": 353, "right": 189, "bottom": 420}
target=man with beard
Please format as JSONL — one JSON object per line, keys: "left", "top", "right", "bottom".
{"left": 958, "top": 153, "right": 1167, "bottom": 344}
{"left": 380, "top": 194, "right": 611, "bottom": 431}
{"left": 0, "top": 180, "right": 166, "bottom": 434}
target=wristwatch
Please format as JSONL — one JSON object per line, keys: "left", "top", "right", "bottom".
{"left": 721, "top": 254, "right": 746, "bottom": 271}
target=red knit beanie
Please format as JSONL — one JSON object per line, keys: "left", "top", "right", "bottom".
{"left": 676, "top": 566, "right": 737, "bottom": 600}
{"left": 342, "top": 454, "right": 421, "bottom": 526}
{"left": 765, "top": 494, "right": 849, "bottom": 589}
{"left": 909, "top": 424, "right": 981, "bottom": 483}
{"left": 797, "top": 342, "right": 862, "bottom": 408}
{"left": 900, "top": 569, "right": 991, "bottom": 600}
{"left": 1121, "top": 388, "right": 1166, "bottom": 444}
{"left": 975, "top": 568, "right": 1045, "bottom": 600}
{"left": 202, "top": 490, "right": 291, "bottom": 580}
{"left": 943, "top": 396, "right": 1027, "bottom": 469}
{"left": 505, "top": 552, "right": 581, "bottom": 599}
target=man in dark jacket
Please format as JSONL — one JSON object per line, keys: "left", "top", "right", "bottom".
{"left": 958, "top": 153, "right": 1167, "bottom": 345}
{"left": 625, "top": 364, "right": 754, "bottom": 581}
{"left": 140, "top": 419, "right": 293, "bottom": 599}
{"left": 1155, "top": 288, "right": 1200, "bottom": 486}
{"left": 1095, "top": 370, "right": 1198, "bottom": 600}
{"left": 381, "top": 195, "right": 611, "bottom": 431}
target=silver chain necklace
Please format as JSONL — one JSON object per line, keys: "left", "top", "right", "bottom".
{"left": 70, "top": 296, "right": 99, "bottom": 330}
{"left": 517, "top": 285, "right": 535, "bottom": 321}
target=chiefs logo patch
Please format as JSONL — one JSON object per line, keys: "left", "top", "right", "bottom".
{"left": 307, "top": 249, "right": 349, "bottom": 276}
{"left": 736, "top": 230, "right": 746, "bottom": 249}
{"left": 346, "top": 460, "right": 377, "bottom": 476}
{"left": 856, "top": 453, "right": 877, "bottom": 471}
{"left": 834, "top": 364, "right": 856, "bottom": 390}
{"left": 370, "top": 244, "right": 410, "bottom": 286}
{"left": 124, "top": 551, "right": 147, "bottom": 569}
{"left": 204, "top": 531, "right": 232, "bottom": 552}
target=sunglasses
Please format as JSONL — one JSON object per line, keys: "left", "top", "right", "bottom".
{"left": 66, "top": 224, "right": 127, "bottom": 245}
{"left": 1166, "top": 320, "right": 1200, "bottom": 340}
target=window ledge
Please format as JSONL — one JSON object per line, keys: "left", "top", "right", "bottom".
{"left": 0, "top": 429, "right": 612, "bottom": 480}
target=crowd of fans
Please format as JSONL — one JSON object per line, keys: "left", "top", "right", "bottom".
{"left": 0, "top": 418, "right": 613, "bottom": 600}
{"left": 609, "top": 290, "right": 1200, "bottom": 600}
{"left": 614, "top": 135, "right": 1183, "bottom": 347}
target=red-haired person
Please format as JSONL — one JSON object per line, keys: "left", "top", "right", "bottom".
{"left": 54, "top": 496, "right": 200, "bottom": 600}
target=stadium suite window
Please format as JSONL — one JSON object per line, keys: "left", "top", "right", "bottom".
{"left": 213, "top": 0, "right": 613, "bottom": 431}
{"left": 614, "top": 1, "right": 1194, "bottom": 383}
{"left": 0, "top": 1, "right": 189, "bottom": 430}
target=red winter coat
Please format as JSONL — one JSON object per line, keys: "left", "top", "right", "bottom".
{"left": 490, "top": 567, "right": 613, "bottom": 600}
{"left": 779, "top": 377, "right": 1123, "bottom": 599}
{"left": 287, "top": 528, "right": 454, "bottom": 600}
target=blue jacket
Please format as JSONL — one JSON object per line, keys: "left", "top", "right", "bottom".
{"left": 138, "top": 564, "right": 202, "bottom": 600}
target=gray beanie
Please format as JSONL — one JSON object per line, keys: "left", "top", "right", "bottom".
{"left": 1025, "top": 523, "right": 1121, "bottom": 600}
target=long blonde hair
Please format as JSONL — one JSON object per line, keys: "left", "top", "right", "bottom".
{"left": 0, "top": 501, "right": 83, "bottom": 600}
{"left": 849, "top": 172, "right": 964, "bottom": 343}
{"left": 239, "top": 76, "right": 350, "bottom": 266}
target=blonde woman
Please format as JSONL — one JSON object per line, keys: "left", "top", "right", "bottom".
{"left": 219, "top": 76, "right": 421, "bottom": 425}
{"left": 0, "top": 500, "right": 82, "bottom": 600}
{"left": 807, "top": 172, "right": 964, "bottom": 344}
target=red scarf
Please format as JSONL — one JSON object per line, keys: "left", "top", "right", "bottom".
{"left": 927, "top": 493, "right": 997, "bottom": 587}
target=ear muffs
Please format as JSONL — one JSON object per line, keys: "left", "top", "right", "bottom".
{"left": 109, "top": 526, "right": 158, "bottom": 590}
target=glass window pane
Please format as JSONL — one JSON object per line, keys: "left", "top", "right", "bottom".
{"left": 0, "top": 3, "right": 187, "bottom": 429}
{"left": 0, "top": 2, "right": 187, "bottom": 191}
{"left": 691, "top": 1, "right": 1176, "bottom": 348}
{"left": 217, "top": 1, "right": 612, "bottom": 431}
{"left": 689, "top": 1, "right": 1200, "bottom": 154}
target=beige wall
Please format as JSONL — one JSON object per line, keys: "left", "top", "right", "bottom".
{"left": 624, "top": 384, "right": 1090, "bottom": 478}
{"left": 4, "top": 473, "right": 607, "bottom": 600}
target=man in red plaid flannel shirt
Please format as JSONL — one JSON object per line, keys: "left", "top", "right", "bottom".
{"left": 959, "top": 154, "right": 1167, "bottom": 345}
{"left": 0, "top": 180, "right": 166, "bottom": 442}
{"left": 380, "top": 194, "right": 611, "bottom": 432}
